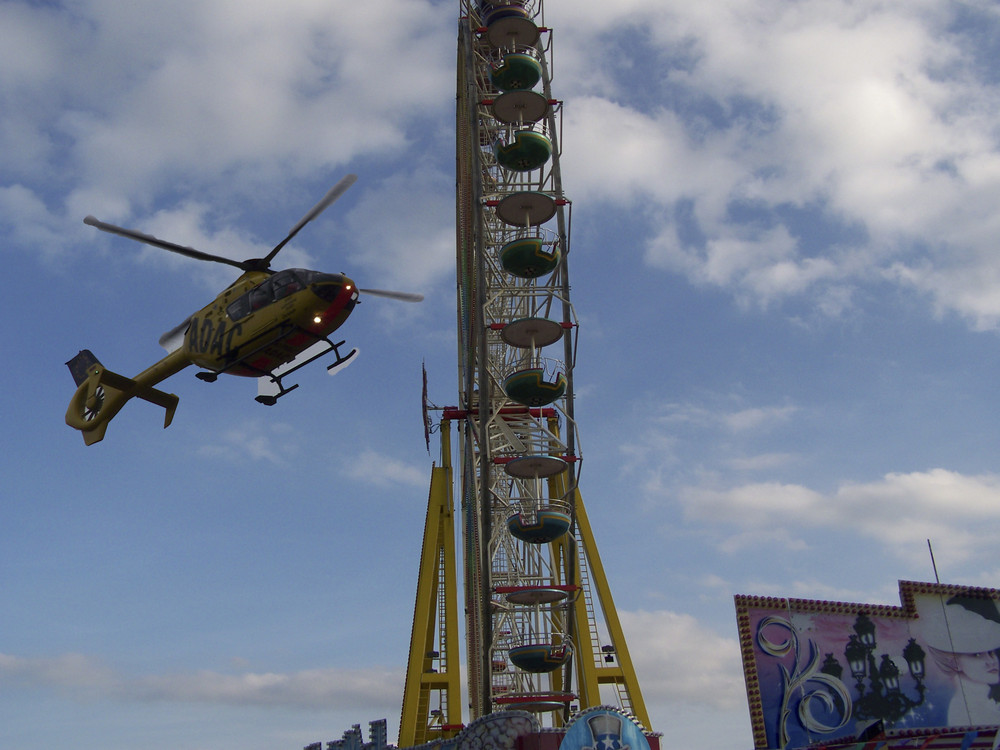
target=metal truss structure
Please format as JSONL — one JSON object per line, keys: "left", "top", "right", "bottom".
{"left": 399, "top": 3, "right": 650, "bottom": 744}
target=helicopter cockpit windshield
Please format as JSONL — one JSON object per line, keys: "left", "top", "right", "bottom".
{"left": 225, "top": 269, "right": 348, "bottom": 321}
{"left": 226, "top": 269, "right": 306, "bottom": 321}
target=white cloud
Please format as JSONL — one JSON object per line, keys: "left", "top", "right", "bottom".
{"left": 722, "top": 405, "right": 797, "bottom": 433}
{"left": 650, "top": 400, "right": 797, "bottom": 433}
{"left": 128, "top": 665, "right": 403, "bottom": 710}
{"left": 63, "top": 0, "right": 451, "bottom": 199}
{"left": 342, "top": 168, "right": 455, "bottom": 292}
{"left": 197, "top": 419, "right": 299, "bottom": 466}
{"left": 342, "top": 448, "right": 427, "bottom": 489}
{"left": 555, "top": 0, "right": 1000, "bottom": 326}
{"left": 725, "top": 453, "right": 796, "bottom": 472}
{"left": 889, "top": 261, "right": 1000, "bottom": 331}
{"left": 0, "top": 652, "right": 117, "bottom": 694}
{"left": 0, "top": 652, "right": 402, "bottom": 712}
{"left": 563, "top": 98, "right": 696, "bottom": 207}
{"left": 741, "top": 577, "right": 880, "bottom": 605}
{"left": 0, "top": 184, "right": 69, "bottom": 258}
{"left": 682, "top": 481, "right": 828, "bottom": 525}
{"left": 1, "top": 0, "right": 454, "bottom": 253}
{"left": 15, "top": 0, "right": 998, "bottom": 329}
{"left": 619, "top": 609, "right": 746, "bottom": 711}
{"left": 717, "top": 527, "right": 811, "bottom": 555}
{"left": 677, "top": 469, "right": 1000, "bottom": 565}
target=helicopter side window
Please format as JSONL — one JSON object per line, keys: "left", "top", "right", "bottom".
{"left": 249, "top": 284, "right": 271, "bottom": 310}
{"left": 271, "top": 270, "right": 304, "bottom": 300}
{"left": 226, "top": 279, "right": 275, "bottom": 321}
{"left": 226, "top": 294, "right": 252, "bottom": 321}
{"left": 226, "top": 271, "right": 305, "bottom": 321}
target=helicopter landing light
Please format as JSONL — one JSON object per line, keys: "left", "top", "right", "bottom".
{"left": 313, "top": 314, "right": 323, "bottom": 324}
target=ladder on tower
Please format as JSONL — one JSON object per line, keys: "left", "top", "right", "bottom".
{"left": 554, "top": 487, "right": 652, "bottom": 728}
{"left": 573, "top": 524, "right": 604, "bottom": 675}
{"left": 576, "top": 518, "right": 637, "bottom": 717}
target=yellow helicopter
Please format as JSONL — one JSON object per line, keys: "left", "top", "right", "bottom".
{"left": 66, "top": 174, "right": 422, "bottom": 445}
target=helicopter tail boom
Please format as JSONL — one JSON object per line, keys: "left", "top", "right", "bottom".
{"left": 65, "top": 350, "right": 179, "bottom": 445}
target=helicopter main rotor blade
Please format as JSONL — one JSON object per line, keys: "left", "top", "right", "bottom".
{"left": 83, "top": 215, "right": 249, "bottom": 271}
{"left": 358, "top": 287, "right": 424, "bottom": 303}
{"left": 263, "top": 173, "right": 358, "bottom": 264}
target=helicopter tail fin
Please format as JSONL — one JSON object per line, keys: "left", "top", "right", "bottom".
{"left": 65, "top": 350, "right": 179, "bottom": 445}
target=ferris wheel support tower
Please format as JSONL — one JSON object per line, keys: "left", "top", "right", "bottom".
{"left": 399, "top": 3, "right": 649, "bottom": 744}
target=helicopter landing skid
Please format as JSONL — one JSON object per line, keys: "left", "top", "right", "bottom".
{"left": 255, "top": 339, "right": 359, "bottom": 405}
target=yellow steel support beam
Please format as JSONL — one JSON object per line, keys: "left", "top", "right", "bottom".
{"left": 399, "top": 423, "right": 462, "bottom": 745}
{"left": 547, "top": 428, "right": 650, "bottom": 729}
{"left": 572, "top": 490, "right": 651, "bottom": 728}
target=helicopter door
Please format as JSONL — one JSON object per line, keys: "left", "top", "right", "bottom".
{"left": 241, "top": 280, "right": 279, "bottom": 340}
{"left": 216, "top": 279, "right": 281, "bottom": 364}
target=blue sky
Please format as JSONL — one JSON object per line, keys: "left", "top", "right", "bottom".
{"left": 4, "top": 1, "right": 1000, "bottom": 749}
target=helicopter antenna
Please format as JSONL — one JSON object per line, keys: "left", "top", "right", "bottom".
{"left": 263, "top": 173, "right": 358, "bottom": 265}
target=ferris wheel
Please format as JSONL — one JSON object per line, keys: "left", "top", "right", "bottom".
{"left": 400, "top": 1, "right": 650, "bottom": 742}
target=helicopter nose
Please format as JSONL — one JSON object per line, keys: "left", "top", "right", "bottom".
{"left": 311, "top": 273, "right": 347, "bottom": 302}
{"left": 311, "top": 274, "right": 361, "bottom": 308}
{"left": 339, "top": 276, "right": 360, "bottom": 302}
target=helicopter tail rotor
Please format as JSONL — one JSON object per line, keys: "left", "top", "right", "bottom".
{"left": 65, "top": 350, "right": 180, "bottom": 445}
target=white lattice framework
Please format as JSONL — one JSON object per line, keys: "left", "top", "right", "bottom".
{"left": 456, "top": 0, "right": 583, "bottom": 719}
